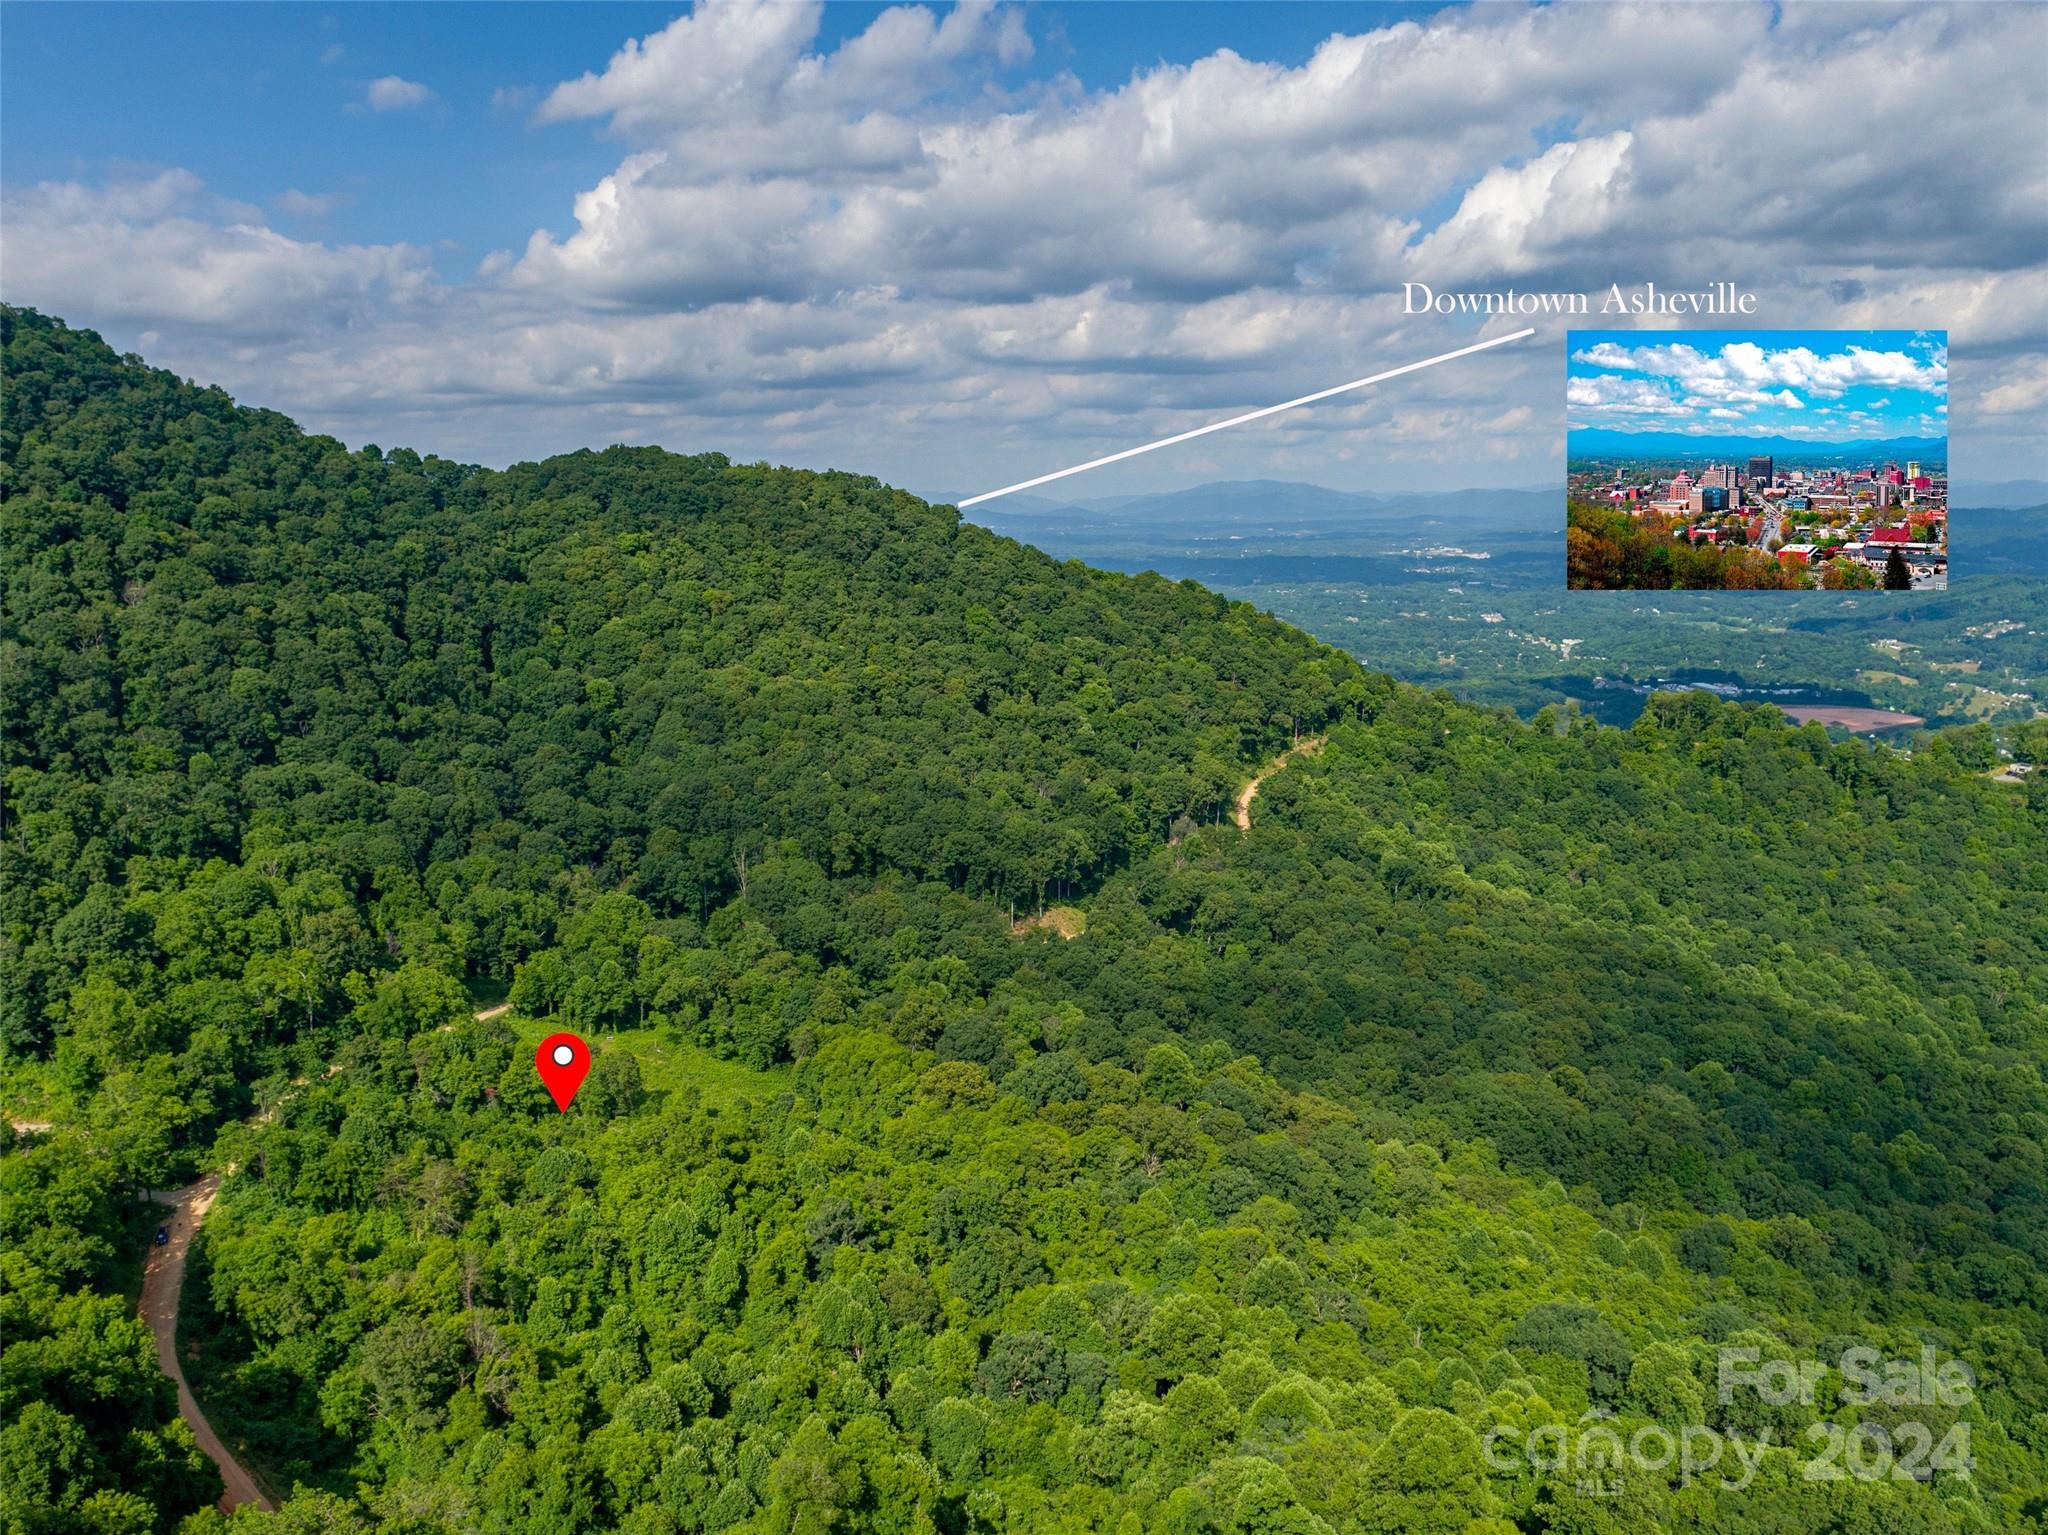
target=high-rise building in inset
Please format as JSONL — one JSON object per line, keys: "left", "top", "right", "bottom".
{"left": 1906, "top": 460, "right": 1921, "bottom": 482}
{"left": 1748, "top": 455, "right": 1774, "bottom": 484}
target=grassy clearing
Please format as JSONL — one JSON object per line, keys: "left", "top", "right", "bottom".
{"left": 1947, "top": 682, "right": 2037, "bottom": 721}
{"left": 502, "top": 1011, "right": 786, "bottom": 1109}
{"left": 1, "top": 1061, "right": 64, "bottom": 1131}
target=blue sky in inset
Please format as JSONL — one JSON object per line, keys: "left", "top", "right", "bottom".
{"left": 1568, "top": 330, "right": 1947, "bottom": 443}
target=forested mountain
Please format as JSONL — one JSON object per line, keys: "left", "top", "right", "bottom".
{"left": 4, "top": 306, "right": 2045, "bottom": 1534}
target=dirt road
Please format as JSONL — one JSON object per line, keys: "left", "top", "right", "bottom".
{"left": 1232, "top": 735, "right": 1327, "bottom": 830}
{"left": 140, "top": 998, "right": 510, "bottom": 1512}
{"left": 141, "top": 1176, "right": 273, "bottom": 1512}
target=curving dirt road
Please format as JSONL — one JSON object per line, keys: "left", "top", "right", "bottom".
{"left": 141, "top": 999, "right": 511, "bottom": 1513}
{"left": 1232, "top": 735, "right": 1327, "bottom": 830}
{"left": 141, "top": 1176, "right": 273, "bottom": 1512}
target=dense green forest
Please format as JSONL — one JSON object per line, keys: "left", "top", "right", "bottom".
{"left": 4, "top": 307, "right": 2045, "bottom": 1533}
{"left": 1567, "top": 503, "right": 1812, "bottom": 591}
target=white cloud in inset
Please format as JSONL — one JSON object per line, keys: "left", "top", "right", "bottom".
{"left": 1574, "top": 341, "right": 1944, "bottom": 404}
{"left": 1566, "top": 374, "right": 1687, "bottom": 415}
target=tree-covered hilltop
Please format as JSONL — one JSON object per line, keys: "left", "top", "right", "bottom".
{"left": 174, "top": 1017, "right": 2023, "bottom": 1534}
{"left": 1568, "top": 501, "right": 1815, "bottom": 590}
{"left": 3, "top": 305, "right": 2045, "bottom": 1532}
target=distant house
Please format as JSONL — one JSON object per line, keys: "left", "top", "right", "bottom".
{"left": 1777, "top": 544, "right": 1817, "bottom": 565}
{"left": 1867, "top": 525, "right": 1914, "bottom": 545}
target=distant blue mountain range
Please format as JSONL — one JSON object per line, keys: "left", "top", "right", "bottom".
{"left": 934, "top": 475, "right": 2039, "bottom": 537}
{"left": 932, "top": 479, "right": 1556, "bottom": 521}
{"left": 1568, "top": 428, "right": 1946, "bottom": 460}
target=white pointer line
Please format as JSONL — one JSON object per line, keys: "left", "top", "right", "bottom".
{"left": 958, "top": 327, "right": 1538, "bottom": 508}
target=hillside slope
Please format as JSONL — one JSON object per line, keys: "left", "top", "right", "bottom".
{"left": 3, "top": 307, "right": 2044, "bottom": 1532}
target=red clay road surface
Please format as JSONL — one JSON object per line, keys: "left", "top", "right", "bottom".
{"left": 140, "top": 1001, "right": 510, "bottom": 1511}
{"left": 1233, "top": 735, "right": 1327, "bottom": 830}
{"left": 141, "top": 1176, "right": 274, "bottom": 1512}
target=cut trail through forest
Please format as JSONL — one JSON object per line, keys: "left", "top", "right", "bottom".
{"left": 141, "top": 1176, "right": 271, "bottom": 1513}
{"left": 1233, "top": 735, "right": 1327, "bottom": 829}
{"left": 147, "top": 1001, "right": 512, "bottom": 1512}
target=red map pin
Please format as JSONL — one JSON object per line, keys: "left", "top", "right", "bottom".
{"left": 535, "top": 1032, "right": 591, "bottom": 1112}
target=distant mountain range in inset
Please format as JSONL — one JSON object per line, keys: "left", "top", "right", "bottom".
{"left": 1567, "top": 428, "right": 1947, "bottom": 460}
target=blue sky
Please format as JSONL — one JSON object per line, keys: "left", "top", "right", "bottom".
{"left": 1567, "top": 329, "right": 1948, "bottom": 443}
{"left": 1, "top": 3, "right": 1451, "bottom": 273}
{"left": 2, "top": 3, "right": 2041, "bottom": 493}
{"left": 2, "top": 4, "right": 679, "bottom": 263}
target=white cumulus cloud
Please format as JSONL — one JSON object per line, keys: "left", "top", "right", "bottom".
{"left": 365, "top": 75, "right": 430, "bottom": 112}
{"left": 1, "top": 173, "right": 431, "bottom": 340}
{"left": 4, "top": 0, "right": 2042, "bottom": 488}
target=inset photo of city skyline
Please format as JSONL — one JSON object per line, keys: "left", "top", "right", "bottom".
{"left": 1566, "top": 329, "right": 1948, "bottom": 590}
